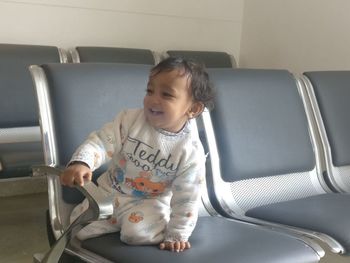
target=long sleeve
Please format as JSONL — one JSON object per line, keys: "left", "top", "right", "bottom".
{"left": 69, "top": 111, "right": 128, "bottom": 171}
{"left": 164, "top": 143, "right": 206, "bottom": 242}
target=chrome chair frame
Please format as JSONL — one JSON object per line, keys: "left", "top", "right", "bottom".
{"left": 300, "top": 73, "right": 350, "bottom": 193}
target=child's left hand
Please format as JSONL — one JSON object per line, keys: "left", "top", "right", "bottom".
{"left": 159, "top": 241, "right": 191, "bottom": 252}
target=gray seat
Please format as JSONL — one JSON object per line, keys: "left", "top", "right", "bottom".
{"left": 0, "top": 43, "right": 66, "bottom": 179}
{"left": 71, "top": 46, "right": 156, "bottom": 64}
{"left": 301, "top": 71, "right": 350, "bottom": 193}
{"left": 30, "top": 63, "right": 322, "bottom": 263}
{"left": 166, "top": 50, "right": 236, "bottom": 68}
{"left": 200, "top": 68, "right": 350, "bottom": 255}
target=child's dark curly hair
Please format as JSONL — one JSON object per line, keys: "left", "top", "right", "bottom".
{"left": 150, "top": 57, "right": 215, "bottom": 110}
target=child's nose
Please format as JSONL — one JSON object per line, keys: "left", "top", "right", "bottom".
{"left": 150, "top": 93, "right": 161, "bottom": 105}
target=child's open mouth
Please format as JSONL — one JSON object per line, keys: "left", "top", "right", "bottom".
{"left": 149, "top": 109, "right": 163, "bottom": 116}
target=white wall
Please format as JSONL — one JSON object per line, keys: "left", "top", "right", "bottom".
{"left": 240, "top": 0, "right": 350, "bottom": 74}
{"left": 0, "top": 0, "right": 243, "bottom": 61}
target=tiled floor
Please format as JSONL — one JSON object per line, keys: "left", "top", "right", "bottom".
{"left": 0, "top": 192, "right": 49, "bottom": 263}
{"left": 0, "top": 189, "right": 349, "bottom": 263}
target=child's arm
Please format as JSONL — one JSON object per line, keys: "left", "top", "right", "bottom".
{"left": 69, "top": 121, "right": 117, "bottom": 171}
{"left": 61, "top": 110, "right": 131, "bottom": 187}
{"left": 59, "top": 122, "right": 115, "bottom": 187}
{"left": 160, "top": 154, "right": 205, "bottom": 252}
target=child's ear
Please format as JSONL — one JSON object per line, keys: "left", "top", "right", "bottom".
{"left": 188, "top": 102, "right": 204, "bottom": 119}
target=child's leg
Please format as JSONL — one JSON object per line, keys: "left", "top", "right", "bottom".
{"left": 71, "top": 188, "right": 121, "bottom": 240}
{"left": 76, "top": 218, "right": 120, "bottom": 240}
{"left": 70, "top": 198, "right": 89, "bottom": 223}
{"left": 116, "top": 194, "right": 171, "bottom": 245}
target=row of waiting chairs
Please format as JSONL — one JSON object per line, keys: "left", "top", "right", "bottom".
{"left": 27, "top": 45, "right": 236, "bottom": 67}
{"left": 30, "top": 62, "right": 350, "bottom": 262}
{"left": 70, "top": 46, "right": 236, "bottom": 68}
{"left": 0, "top": 43, "right": 235, "bottom": 179}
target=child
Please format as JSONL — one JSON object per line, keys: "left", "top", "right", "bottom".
{"left": 60, "top": 57, "right": 214, "bottom": 253}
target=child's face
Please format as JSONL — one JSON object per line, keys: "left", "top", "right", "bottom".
{"left": 144, "top": 69, "right": 200, "bottom": 133}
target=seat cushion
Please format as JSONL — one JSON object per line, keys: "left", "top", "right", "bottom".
{"left": 82, "top": 216, "right": 319, "bottom": 263}
{"left": 246, "top": 193, "right": 350, "bottom": 252}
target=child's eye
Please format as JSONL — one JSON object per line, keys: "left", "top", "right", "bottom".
{"left": 162, "top": 92, "right": 174, "bottom": 98}
{"left": 146, "top": 89, "right": 153, "bottom": 95}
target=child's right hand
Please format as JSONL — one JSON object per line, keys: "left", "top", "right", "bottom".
{"left": 60, "top": 162, "right": 92, "bottom": 187}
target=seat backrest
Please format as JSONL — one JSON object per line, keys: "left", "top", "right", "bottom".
{"left": 30, "top": 63, "right": 152, "bottom": 202}
{"left": 166, "top": 50, "right": 236, "bottom": 68}
{"left": 71, "top": 46, "right": 156, "bottom": 65}
{"left": 0, "top": 43, "right": 65, "bottom": 178}
{"left": 0, "top": 44, "right": 64, "bottom": 128}
{"left": 302, "top": 71, "right": 350, "bottom": 193}
{"left": 200, "top": 68, "right": 329, "bottom": 216}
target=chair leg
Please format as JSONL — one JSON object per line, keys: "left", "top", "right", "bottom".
{"left": 46, "top": 210, "right": 57, "bottom": 246}
{"left": 35, "top": 208, "right": 95, "bottom": 263}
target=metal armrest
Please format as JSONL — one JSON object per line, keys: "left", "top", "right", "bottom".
{"left": 75, "top": 181, "right": 114, "bottom": 221}
{"left": 33, "top": 165, "right": 113, "bottom": 263}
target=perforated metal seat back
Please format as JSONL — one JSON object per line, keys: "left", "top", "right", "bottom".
{"left": 75, "top": 47, "right": 155, "bottom": 64}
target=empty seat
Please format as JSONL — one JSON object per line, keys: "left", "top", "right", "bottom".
{"left": 301, "top": 71, "right": 350, "bottom": 193}
{"left": 0, "top": 43, "right": 67, "bottom": 179}
{"left": 166, "top": 50, "right": 236, "bottom": 68}
{"left": 200, "top": 68, "right": 350, "bottom": 255}
{"left": 30, "top": 63, "right": 322, "bottom": 263}
{"left": 71, "top": 46, "right": 156, "bottom": 64}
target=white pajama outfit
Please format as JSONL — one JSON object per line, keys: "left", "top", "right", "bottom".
{"left": 69, "top": 109, "right": 205, "bottom": 245}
